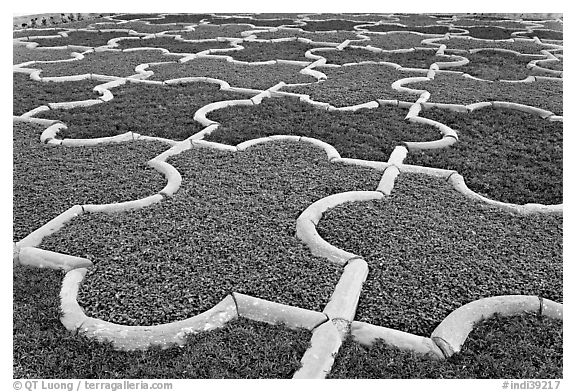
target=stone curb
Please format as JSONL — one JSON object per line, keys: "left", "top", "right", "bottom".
{"left": 194, "top": 99, "right": 254, "bottom": 127}
{"left": 21, "top": 105, "right": 50, "bottom": 118}
{"left": 447, "top": 173, "right": 562, "bottom": 214}
{"left": 398, "top": 164, "right": 457, "bottom": 178}
{"left": 491, "top": 101, "right": 554, "bottom": 118}
{"left": 233, "top": 293, "right": 328, "bottom": 331}
{"left": 16, "top": 205, "right": 83, "bottom": 249}
{"left": 403, "top": 137, "right": 457, "bottom": 151}
{"left": 351, "top": 321, "right": 445, "bottom": 359}
{"left": 292, "top": 321, "right": 342, "bottom": 379}
{"left": 377, "top": 165, "right": 401, "bottom": 195}
{"left": 60, "top": 268, "right": 239, "bottom": 350}
{"left": 48, "top": 99, "right": 103, "bottom": 110}
{"left": 431, "top": 295, "right": 562, "bottom": 357}
{"left": 59, "top": 132, "right": 138, "bottom": 147}
{"left": 299, "top": 137, "right": 341, "bottom": 160}
{"left": 17, "top": 247, "right": 93, "bottom": 272}
{"left": 13, "top": 115, "right": 58, "bottom": 127}
{"left": 147, "top": 159, "right": 182, "bottom": 197}
{"left": 82, "top": 194, "right": 164, "bottom": 214}
{"left": 388, "top": 145, "right": 408, "bottom": 165}
{"left": 322, "top": 258, "right": 368, "bottom": 321}
{"left": 331, "top": 157, "right": 391, "bottom": 172}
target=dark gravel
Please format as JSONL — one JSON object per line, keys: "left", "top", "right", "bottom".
{"left": 364, "top": 24, "right": 451, "bottom": 34}
{"left": 13, "top": 121, "right": 167, "bottom": 242}
{"left": 13, "top": 29, "right": 66, "bottom": 38}
{"left": 356, "top": 32, "right": 435, "bottom": 50}
{"left": 148, "top": 57, "right": 315, "bottom": 89}
{"left": 321, "top": 47, "right": 448, "bottom": 68}
{"left": 403, "top": 73, "right": 563, "bottom": 115}
{"left": 206, "top": 16, "right": 296, "bottom": 27}
{"left": 37, "top": 81, "right": 248, "bottom": 140}
{"left": 117, "top": 36, "right": 234, "bottom": 54}
{"left": 317, "top": 173, "right": 562, "bottom": 336}
{"left": 32, "top": 30, "right": 137, "bottom": 48}
{"left": 13, "top": 45, "right": 76, "bottom": 64}
{"left": 460, "top": 26, "right": 518, "bottom": 40}
{"left": 518, "top": 29, "right": 563, "bottom": 40}
{"left": 110, "top": 13, "right": 164, "bottom": 21}
{"left": 13, "top": 264, "right": 310, "bottom": 378}
{"left": 284, "top": 63, "right": 424, "bottom": 106}
{"left": 206, "top": 96, "right": 442, "bottom": 161}
{"left": 440, "top": 37, "right": 562, "bottom": 54}
{"left": 300, "top": 20, "right": 367, "bottom": 31}
{"left": 453, "top": 19, "right": 529, "bottom": 30}
{"left": 459, "top": 50, "right": 545, "bottom": 81}
{"left": 91, "top": 21, "right": 190, "bottom": 34}
{"left": 147, "top": 14, "right": 213, "bottom": 24}
{"left": 229, "top": 40, "right": 320, "bottom": 62}
{"left": 252, "top": 29, "right": 362, "bottom": 43}
{"left": 329, "top": 312, "right": 562, "bottom": 378}
{"left": 39, "top": 142, "right": 382, "bottom": 326}
{"left": 406, "top": 107, "right": 562, "bottom": 205}
{"left": 176, "top": 24, "right": 258, "bottom": 40}
{"left": 13, "top": 72, "right": 102, "bottom": 115}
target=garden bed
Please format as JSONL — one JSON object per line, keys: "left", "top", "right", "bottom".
{"left": 13, "top": 72, "right": 103, "bottom": 115}
{"left": 13, "top": 45, "right": 77, "bottom": 64}
{"left": 453, "top": 19, "right": 529, "bottom": 30}
{"left": 328, "top": 312, "right": 562, "bottom": 378}
{"left": 176, "top": 24, "right": 259, "bottom": 40}
{"left": 357, "top": 33, "right": 435, "bottom": 50}
{"left": 363, "top": 24, "right": 451, "bottom": 35}
{"left": 13, "top": 121, "right": 166, "bottom": 242}
{"left": 13, "top": 265, "right": 309, "bottom": 378}
{"left": 460, "top": 26, "right": 518, "bottom": 40}
{"left": 206, "top": 16, "right": 296, "bottom": 28}
{"left": 148, "top": 57, "right": 315, "bottom": 89}
{"left": 299, "top": 20, "right": 367, "bottom": 31}
{"left": 518, "top": 29, "right": 563, "bottom": 41}
{"left": 117, "top": 37, "right": 234, "bottom": 54}
{"left": 90, "top": 21, "right": 189, "bottom": 34}
{"left": 39, "top": 141, "right": 382, "bottom": 325}
{"left": 403, "top": 73, "right": 563, "bottom": 115}
{"left": 32, "top": 30, "right": 137, "bottom": 48}
{"left": 406, "top": 106, "right": 562, "bottom": 205}
{"left": 283, "top": 63, "right": 423, "bottom": 106}
{"left": 439, "top": 37, "right": 561, "bottom": 54}
{"left": 111, "top": 13, "right": 163, "bottom": 21}
{"left": 457, "top": 50, "right": 543, "bottom": 81}
{"left": 396, "top": 14, "right": 449, "bottom": 26}
{"left": 539, "top": 20, "right": 563, "bottom": 32}
{"left": 29, "top": 50, "right": 181, "bottom": 78}
{"left": 147, "top": 14, "right": 213, "bottom": 25}
{"left": 252, "top": 29, "right": 362, "bottom": 43}
{"left": 206, "top": 96, "right": 441, "bottom": 161}
{"left": 13, "top": 29, "right": 66, "bottom": 39}
{"left": 320, "top": 47, "right": 449, "bottom": 68}
{"left": 37, "top": 81, "right": 248, "bottom": 140}
{"left": 229, "top": 40, "right": 320, "bottom": 62}
{"left": 317, "top": 173, "right": 562, "bottom": 336}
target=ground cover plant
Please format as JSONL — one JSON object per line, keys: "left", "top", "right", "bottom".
{"left": 252, "top": 29, "right": 363, "bottom": 43}
{"left": 147, "top": 14, "right": 213, "bottom": 24}
{"left": 328, "top": 313, "right": 562, "bottom": 378}
{"left": 148, "top": 57, "right": 315, "bottom": 89}
{"left": 438, "top": 37, "right": 561, "bottom": 54}
{"left": 320, "top": 47, "right": 449, "bottom": 68}
{"left": 176, "top": 24, "right": 259, "bottom": 40}
{"left": 13, "top": 264, "right": 310, "bottom": 378}
{"left": 37, "top": 81, "right": 248, "bottom": 140}
{"left": 406, "top": 107, "right": 562, "bottom": 205}
{"left": 317, "top": 173, "right": 562, "bottom": 336}
{"left": 89, "top": 21, "right": 189, "bottom": 34}
{"left": 403, "top": 73, "right": 563, "bottom": 115}
{"left": 13, "top": 121, "right": 166, "bottom": 241}
{"left": 28, "top": 50, "right": 182, "bottom": 78}
{"left": 31, "top": 30, "right": 137, "bottom": 48}
{"left": 363, "top": 24, "right": 451, "bottom": 35}
{"left": 228, "top": 40, "right": 320, "bottom": 62}
{"left": 283, "top": 63, "right": 423, "bottom": 106}
{"left": 518, "top": 29, "right": 563, "bottom": 41}
{"left": 116, "top": 36, "right": 233, "bottom": 54}
{"left": 206, "top": 96, "right": 441, "bottom": 162}
{"left": 457, "top": 50, "right": 543, "bottom": 81}
{"left": 460, "top": 26, "right": 518, "bottom": 40}
{"left": 13, "top": 46, "right": 77, "bottom": 64}
{"left": 39, "top": 142, "right": 382, "bottom": 325}
{"left": 13, "top": 72, "right": 102, "bottom": 115}
{"left": 356, "top": 32, "right": 436, "bottom": 50}
{"left": 13, "top": 29, "right": 66, "bottom": 38}
{"left": 206, "top": 16, "right": 296, "bottom": 28}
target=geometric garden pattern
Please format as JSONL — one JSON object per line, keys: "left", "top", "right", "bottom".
{"left": 13, "top": 13, "right": 562, "bottom": 378}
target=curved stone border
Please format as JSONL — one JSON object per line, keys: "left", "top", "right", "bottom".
{"left": 431, "top": 295, "right": 563, "bottom": 357}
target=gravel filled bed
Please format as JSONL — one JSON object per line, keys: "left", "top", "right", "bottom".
{"left": 88, "top": 21, "right": 189, "bottom": 34}
{"left": 176, "top": 24, "right": 259, "bottom": 40}
{"left": 356, "top": 32, "right": 437, "bottom": 50}
{"left": 328, "top": 313, "right": 562, "bottom": 379}
{"left": 304, "top": 14, "right": 393, "bottom": 22}
{"left": 13, "top": 45, "right": 77, "bottom": 64}
{"left": 206, "top": 96, "right": 441, "bottom": 161}
{"left": 406, "top": 107, "right": 562, "bottom": 205}
{"left": 32, "top": 30, "right": 138, "bottom": 48}
{"left": 13, "top": 121, "right": 166, "bottom": 242}
{"left": 453, "top": 19, "right": 529, "bottom": 30}
{"left": 539, "top": 21, "right": 563, "bottom": 32}
{"left": 13, "top": 29, "right": 66, "bottom": 39}
{"left": 147, "top": 14, "right": 213, "bottom": 24}
{"left": 404, "top": 73, "right": 563, "bottom": 115}
{"left": 320, "top": 47, "right": 449, "bottom": 68}
{"left": 396, "top": 14, "right": 448, "bottom": 26}
{"left": 13, "top": 265, "right": 310, "bottom": 379}
{"left": 229, "top": 40, "right": 319, "bottom": 62}
{"left": 206, "top": 16, "right": 296, "bottom": 27}
{"left": 148, "top": 57, "right": 315, "bottom": 89}
{"left": 460, "top": 26, "right": 518, "bottom": 40}
{"left": 30, "top": 49, "right": 182, "bottom": 78}
{"left": 317, "top": 173, "right": 562, "bottom": 336}
{"left": 13, "top": 72, "right": 102, "bottom": 115}
{"left": 39, "top": 141, "right": 382, "bottom": 325}
{"left": 299, "top": 20, "right": 367, "bottom": 31}
{"left": 283, "top": 63, "right": 423, "bottom": 106}
{"left": 363, "top": 24, "right": 451, "bottom": 35}
{"left": 457, "top": 50, "right": 544, "bottom": 81}
{"left": 518, "top": 29, "right": 563, "bottom": 41}
{"left": 439, "top": 37, "right": 561, "bottom": 54}
{"left": 37, "top": 81, "right": 248, "bottom": 140}
{"left": 116, "top": 36, "right": 234, "bottom": 54}
{"left": 111, "top": 13, "right": 163, "bottom": 21}
{"left": 251, "top": 29, "right": 363, "bottom": 43}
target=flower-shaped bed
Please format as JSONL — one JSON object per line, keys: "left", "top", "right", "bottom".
{"left": 250, "top": 29, "right": 362, "bottom": 43}
{"left": 13, "top": 121, "right": 167, "bottom": 241}
{"left": 451, "top": 19, "right": 529, "bottom": 30}
{"left": 205, "top": 96, "right": 447, "bottom": 162}
{"left": 13, "top": 45, "right": 77, "bottom": 64}
{"left": 317, "top": 173, "right": 562, "bottom": 335}
{"left": 516, "top": 29, "right": 563, "bottom": 41}
{"left": 539, "top": 20, "right": 563, "bottom": 31}
{"left": 110, "top": 13, "right": 163, "bottom": 21}
{"left": 115, "top": 36, "right": 235, "bottom": 54}
{"left": 227, "top": 40, "right": 324, "bottom": 62}
{"left": 395, "top": 14, "right": 449, "bottom": 26}
{"left": 13, "top": 264, "right": 310, "bottom": 378}
{"left": 13, "top": 73, "right": 103, "bottom": 115}
{"left": 29, "top": 30, "right": 141, "bottom": 48}
{"left": 459, "top": 26, "right": 519, "bottom": 40}
{"left": 319, "top": 47, "right": 458, "bottom": 68}
{"left": 13, "top": 28, "right": 67, "bottom": 39}
{"left": 455, "top": 50, "right": 548, "bottom": 81}
{"left": 402, "top": 73, "right": 563, "bottom": 115}
{"left": 356, "top": 32, "right": 440, "bottom": 50}
{"left": 175, "top": 24, "right": 261, "bottom": 40}
{"left": 328, "top": 312, "right": 562, "bottom": 378}
{"left": 148, "top": 57, "right": 316, "bottom": 89}
{"left": 205, "top": 16, "right": 296, "bottom": 28}
{"left": 37, "top": 81, "right": 249, "bottom": 140}
{"left": 88, "top": 21, "right": 189, "bottom": 34}
{"left": 282, "top": 63, "right": 425, "bottom": 107}
{"left": 301, "top": 14, "right": 393, "bottom": 22}
{"left": 146, "top": 14, "right": 213, "bottom": 24}
{"left": 28, "top": 49, "right": 184, "bottom": 78}
{"left": 406, "top": 106, "right": 562, "bottom": 205}
{"left": 432, "top": 36, "right": 561, "bottom": 55}
{"left": 39, "top": 141, "right": 382, "bottom": 325}
{"left": 364, "top": 24, "right": 453, "bottom": 35}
